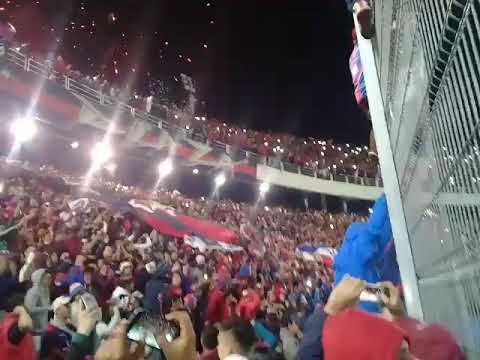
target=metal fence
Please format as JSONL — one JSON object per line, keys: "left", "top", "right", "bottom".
{"left": 4, "top": 48, "right": 382, "bottom": 188}
{"left": 368, "top": 0, "right": 480, "bottom": 356}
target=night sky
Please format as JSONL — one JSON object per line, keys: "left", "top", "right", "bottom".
{"left": 4, "top": 0, "right": 370, "bottom": 145}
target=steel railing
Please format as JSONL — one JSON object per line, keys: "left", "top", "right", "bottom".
{"left": 4, "top": 47, "right": 381, "bottom": 187}
{"left": 369, "top": 0, "right": 480, "bottom": 356}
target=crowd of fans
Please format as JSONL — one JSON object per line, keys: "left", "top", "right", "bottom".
{"left": 4, "top": 43, "right": 380, "bottom": 180}
{"left": 0, "top": 157, "right": 466, "bottom": 360}
{"left": 0, "top": 159, "right": 343, "bottom": 359}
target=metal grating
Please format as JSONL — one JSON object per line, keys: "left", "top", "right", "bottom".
{"left": 370, "top": 0, "right": 480, "bottom": 356}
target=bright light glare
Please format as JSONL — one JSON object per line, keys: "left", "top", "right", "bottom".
{"left": 91, "top": 140, "right": 112, "bottom": 165}
{"left": 158, "top": 159, "right": 173, "bottom": 176}
{"left": 70, "top": 141, "right": 79, "bottom": 149}
{"left": 10, "top": 117, "right": 37, "bottom": 143}
{"left": 192, "top": 168, "right": 199, "bottom": 175}
{"left": 105, "top": 163, "right": 117, "bottom": 173}
{"left": 259, "top": 182, "right": 270, "bottom": 194}
{"left": 215, "top": 173, "right": 226, "bottom": 187}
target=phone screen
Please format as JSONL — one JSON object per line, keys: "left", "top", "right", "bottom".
{"left": 127, "top": 311, "right": 166, "bottom": 357}
{"left": 127, "top": 321, "right": 161, "bottom": 349}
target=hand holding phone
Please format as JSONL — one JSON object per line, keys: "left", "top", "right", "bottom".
{"left": 97, "top": 320, "right": 145, "bottom": 360}
{"left": 376, "top": 281, "right": 405, "bottom": 316}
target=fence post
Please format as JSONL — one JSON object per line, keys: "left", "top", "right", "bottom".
{"left": 356, "top": 19, "right": 423, "bottom": 320}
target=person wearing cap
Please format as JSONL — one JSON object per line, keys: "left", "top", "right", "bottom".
{"left": 40, "top": 296, "right": 75, "bottom": 359}
{"left": 116, "top": 261, "right": 133, "bottom": 291}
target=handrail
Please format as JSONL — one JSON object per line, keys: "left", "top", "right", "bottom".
{"left": 4, "top": 48, "right": 382, "bottom": 187}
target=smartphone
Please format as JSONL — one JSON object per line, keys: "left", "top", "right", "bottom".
{"left": 80, "top": 294, "right": 102, "bottom": 322}
{"left": 127, "top": 311, "right": 165, "bottom": 354}
{"left": 359, "top": 284, "right": 388, "bottom": 304}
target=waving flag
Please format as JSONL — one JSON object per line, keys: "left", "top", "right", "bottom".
{"left": 296, "top": 244, "right": 337, "bottom": 267}
{"left": 128, "top": 199, "right": 239, "bottom": 244}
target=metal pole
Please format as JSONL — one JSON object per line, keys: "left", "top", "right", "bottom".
{"left": 356, "top": 22, "right": 424, "bottom": 319}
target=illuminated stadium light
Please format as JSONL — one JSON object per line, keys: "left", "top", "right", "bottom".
{"left": 368, "top": 208, "right": 373, "bottom": 214}
{"left": 70, "top": 141, "right": 80, "bottom": 149}
{"left": 105, "top": 163, "right": 117, "bottom": 173}
{"left": 192, "top": 168, "right": 199, "bottom": 175}
{"left": 259, "top": 182, "right": 270, "bottom": 195}
{"left": 215, "top": 173, "right": 226, "bottom": 187}
{"left": 91, "top": 140, "right": 112, "bottom": 165}
{"left": 10, "top": 117, "right": 37, "bottom": 143}
{"left": 158, "top": 159, "right": 173, "bottom": 176}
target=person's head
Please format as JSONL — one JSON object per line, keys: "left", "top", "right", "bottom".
{"left": 172, "top": 271, "right": 182, "bottom": 288}
{"left": 201, "top": 325, "right": 219, "bottom": 352}
{"left": 52, "top": 296, "right": 71, "bottom": 323}
{"left": 323, "top": 308, "right": 411, "bottom": 360}
{"left": 84, "top": 267, "right": 94, "bottom": 285}
{"left": 50, "top": 252, "right": 58, "bottom": 265}
{"left": 103, "top": 245, "right": 113, "bottom": 261}
{"left": 119, "top": 261, "right": 133, "bottom": 277}
{"left": 217, "top": 317, "right": 257, "bottom": 360}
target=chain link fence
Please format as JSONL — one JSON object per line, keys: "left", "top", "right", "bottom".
{"left": 370, "top": 0, "right": 480, "bottom": 356}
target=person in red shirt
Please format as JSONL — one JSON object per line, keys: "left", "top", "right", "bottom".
{"left": 236, "top": 285, "right": 261, "bottom": 321}
{"left": 0, "top": 290, "right": 36, "bottom": 360}
{"left": 205, "top": 276, "right": 226, "bottom": 325}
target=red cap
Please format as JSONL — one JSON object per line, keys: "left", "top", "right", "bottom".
{"left": 396, "top": 317, "right": 465, "bottom": 360}
{"left": 323, "top": 308, "right": 408, "bottom": 360}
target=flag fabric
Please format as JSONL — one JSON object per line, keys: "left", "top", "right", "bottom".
{"left": 184, "top": 234, "right": 243, "bottom": 253}
{"left": 296, "top": 244, "right": 337, "bottom": 267}
{"left": 128, "top": 199, "right": 239, "bottom": 244}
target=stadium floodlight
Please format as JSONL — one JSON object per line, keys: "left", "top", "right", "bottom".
{"left": 70, "top": 141, "right": 80, "bottom": 149}
{"left": 10, "top": 117, "right": 37, "bottom": 143}
{"left": 105, "top": 163, "right": 117, "bottom": 173}
{"left": 91, "top": 140, "right": 112, "bottom": 165}
{"left": 259, "top": 182, "right": 270, "bottom": 195}
{"left": 158, "top": 158, "right": 173, "bottom": 176}
{"left": 215, "top": 173, "right": 226, "bottom": 187}
{"left": 192, "top": 168, "right": 199, "bottom": 175}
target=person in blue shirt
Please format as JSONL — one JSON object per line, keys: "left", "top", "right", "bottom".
{"left": 334, "top": 194, "right": 400, "bottom": 311}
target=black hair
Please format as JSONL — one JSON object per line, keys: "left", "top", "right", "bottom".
{"left": 201, "top": 325, "right": 219, "bottom": 350}
{"left": 1, "top": 283, "right": 29, "bottom": 312}
{"left": 218, "top": 317, "right": 257, "bottom": 354}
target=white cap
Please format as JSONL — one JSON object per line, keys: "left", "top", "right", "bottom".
{"left": 145, "top": 261, "right": 156, "bottom": 274}
{"left": 111, "top": 286, "right": 130, "bottom": 301}
{"left": 51, "top": 296, "right": 71, "bottom": 312}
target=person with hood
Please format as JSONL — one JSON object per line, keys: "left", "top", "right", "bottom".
{"left": 144, "top": 264, "right": 171, "bottom": 315}
{"left": 334, "top": 194, "right": 399, "bottom": 312}
{"left": 24, "top": 268, "right": 51, "bottom": 351}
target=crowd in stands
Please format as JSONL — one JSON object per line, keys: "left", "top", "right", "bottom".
{"left": 0, "top": 157, "right": 465, "bottom": 360}
{"left": 4, "top": 44, "right": 380, "bottom": 181}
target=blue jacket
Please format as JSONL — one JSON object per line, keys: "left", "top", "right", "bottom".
{"left": 296, "top": 306, "right": 328, "bottom": 360}
{"left": 334, "top": 194, "right": 400, "bottom": 313}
